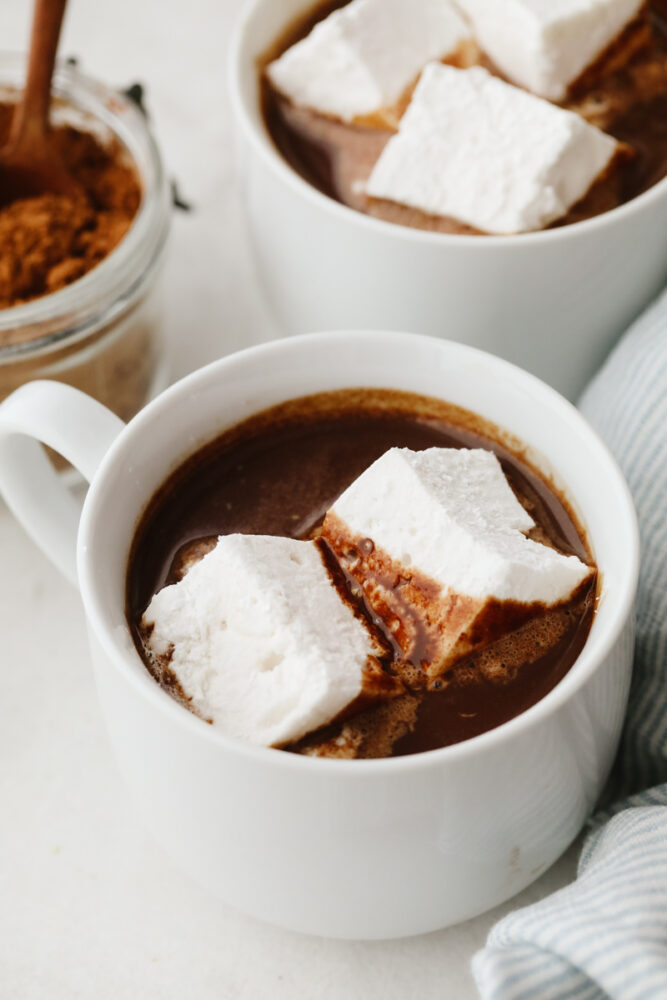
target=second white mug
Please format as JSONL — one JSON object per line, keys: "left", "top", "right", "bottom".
{"left": 228, "top": 0, "right": 667, "bottom": 401}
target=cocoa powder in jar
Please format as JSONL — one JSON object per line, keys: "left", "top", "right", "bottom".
{"left": 0, "top": 89, "right": 168, "bottom": 447}
{"left": 0, "top": 102, "right": 141, "bottom": 327}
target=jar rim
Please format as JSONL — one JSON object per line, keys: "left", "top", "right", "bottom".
{"left": 0, "top": 53, "right": 171, "bottom": 361}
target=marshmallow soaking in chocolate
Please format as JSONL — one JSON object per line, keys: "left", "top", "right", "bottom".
{"left": 133, "top": 410, "right": 595, "bottom": 757}
{"left": 262, "top": 0, "right": 667, "bottom": 233}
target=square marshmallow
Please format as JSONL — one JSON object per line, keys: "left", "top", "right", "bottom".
{"left": 366, "top": 64, "right": 619, "bottom": 233}
{"left": 322, "top": 448, "right": 592, "bottom": 677}
{"left": 456, "top": 0, "right": 645, "bottom": 100}
{"left": 266, "top": 0, "right": 471, "bottom": 122}
{"left": 141, "top": 534, "right": 400, "bottom": 747}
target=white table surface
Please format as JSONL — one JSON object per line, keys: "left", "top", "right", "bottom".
{"left": 0, "top": 1, "right": 581, "bottom": 996}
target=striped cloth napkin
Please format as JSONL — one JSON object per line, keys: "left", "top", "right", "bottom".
{"left": 472, "top": 287, "right": 667, "bottom": 1000}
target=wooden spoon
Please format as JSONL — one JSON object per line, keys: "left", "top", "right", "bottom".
{"left": 0, "top": 0, "right": 83, "bottom": 209}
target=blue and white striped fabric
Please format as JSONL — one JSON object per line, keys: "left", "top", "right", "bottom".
{"left": 472, "top": 287, "right": 667, "bottom": 1000}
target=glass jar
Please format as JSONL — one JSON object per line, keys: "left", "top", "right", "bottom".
{"left": 0, "top": 54, "right": 171, "bottom": 421}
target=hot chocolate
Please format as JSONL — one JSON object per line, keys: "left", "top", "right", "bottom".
{"left": 127, "top": 389, "right": 597, "bottom": 758}
{"left": 261, "top": 1, "right": 667, "bottom": 234}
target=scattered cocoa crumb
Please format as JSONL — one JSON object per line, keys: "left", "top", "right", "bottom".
{"left": 0, "top": 102, "right": 141, "bottom": 310}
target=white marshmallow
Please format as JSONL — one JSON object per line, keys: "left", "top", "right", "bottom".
{"left": 328, "top": 447, "right": 591, "bottom": 604}
{"left": 366, "top": 64, "right": 618, "bottom": 233}
{"left": 456, "top": 0, "right": 644, "bottom": 101}
{"left": 266, "top": 0, "right": 470, "bottom": 122}
{"left": 141, "top": 535, "right": 376, "bottom": 747}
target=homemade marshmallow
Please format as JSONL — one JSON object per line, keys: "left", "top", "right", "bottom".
{"left": 141, "top": 534, "right": 395, "bottom": 747}
{"left": 266, "top": 0, "right": 471, "bottom": 123}
{"left": 456, "top": 0, "right": 645, "bottom": 101}
{"left": 366, "top": 64, "right": 619, "bottom": 233}
{"left": 322, "top": 448, "right": 592, "bottom": 677}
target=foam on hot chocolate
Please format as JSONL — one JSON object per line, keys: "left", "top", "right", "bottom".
{"left": 365, "top": 64, "right": 619, "bottom": 233}
{"left": 322, "top": 447, "right": 592, "bottom": 679}
{"left": 456, "top": 0, "right": 645, "bottom": 101}
{"left": 266, "top": 0, "right": 471, "bottom": 124}
{"left": 141, "top": 534, "right": 400, "bottom": 747}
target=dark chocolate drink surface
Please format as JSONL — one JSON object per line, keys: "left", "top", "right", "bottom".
{"left": 127, "top": 389, "right": 597, "bottom": 758}
{"left": 261, "top": 1, "right": 667, "bottom": 234}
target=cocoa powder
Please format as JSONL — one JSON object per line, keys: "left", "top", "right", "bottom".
{"left": 0, "top": 102, "right": 141, "bottom": 310}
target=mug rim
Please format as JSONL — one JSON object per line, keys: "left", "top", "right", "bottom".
{"left": 228, "top": 0, "right": 667, "bottom": 249}
{"left": 77, "top": 330, "right": 640, "bottom": 774}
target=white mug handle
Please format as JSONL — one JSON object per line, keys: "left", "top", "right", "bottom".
{"left": 0, "top": 381, "right": 125, "bottom": 586}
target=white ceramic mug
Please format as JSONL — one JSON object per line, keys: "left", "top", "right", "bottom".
{"left": 228, "top": 0, "right": 667, "bottom": 401}
{"left": 0, "top": 332, "right": 638, "bottom": 939}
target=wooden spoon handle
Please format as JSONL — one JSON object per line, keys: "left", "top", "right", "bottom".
{"left": 10, "top": 0, "right": 69, "bottom": 148}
